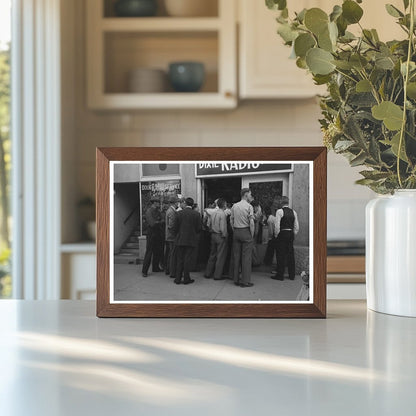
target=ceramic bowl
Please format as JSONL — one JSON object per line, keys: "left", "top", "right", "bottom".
{"left": 168, "top": 62, "right": 205, "bottom": 92}
{"left": 114, "top": 0, "right": 158, "bottom": 17}
{"left": 128, "top": 68, "right": 167, "bottom": 93}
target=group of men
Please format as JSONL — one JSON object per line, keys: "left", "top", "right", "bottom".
{"left": 142, "top": 196, "right": 201, "bottom": 285}
{"left": 141, "top": 188, "right": 299, "bottom": 287}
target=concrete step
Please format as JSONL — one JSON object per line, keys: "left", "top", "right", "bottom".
{"left": 114, "top": 253, "right": 141, "bottom": 265}
{"left": 125, "top": 242, "right": 140, "bottom": 249}
{"left": 119, "top": 248, "right": 140, "bottom": 255}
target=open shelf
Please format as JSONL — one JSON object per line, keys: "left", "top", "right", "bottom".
{"left": 103, "top": 0, "right": 219, "bottom": 18}
{"left": 101, "top": 17, "right": 221, "bottom": 32}
{"left": 104, "top": 31, "right": 218, "bottom": 94}
{"left": 87, "top": 0, "right": 236, "bottom": 109}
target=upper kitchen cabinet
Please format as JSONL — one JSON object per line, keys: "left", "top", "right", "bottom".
{"left": 239, "top": 0, "right": 325, "bottom": 99}
{"left": 238, "top": 0, "right": 404, "bottom": 100}
{"left": 86, "top": 0, "right": 237, "bottom": 109}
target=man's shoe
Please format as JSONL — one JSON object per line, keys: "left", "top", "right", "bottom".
{"left": 152, "top": 268, "right": 163, "bottom": 273}
{"left": 142, "top": 273, "right": 148, "bottom": 278}
{"left": 204, "top": 275, "right": 211, "bottom": 279}
{"left": 214, "top": 276, "right": 226, "bottom": 280}
{"left": 174, "top": 279, "right": 182, "bottom": 284}
{"left": 184, "top": 279, "right": 195, "bottom": 285}
{"left": 271, "top": 276, "right": 283, "bottom": 281}
{"left": 289, "top": 276, "right": 295, "bottom": 280}
{"left": 240, "top": 282, "right": 254, "bottom": 287}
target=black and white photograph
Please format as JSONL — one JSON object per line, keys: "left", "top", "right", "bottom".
{"left": 110, "top": 161, "right": 312, "bottom": 303}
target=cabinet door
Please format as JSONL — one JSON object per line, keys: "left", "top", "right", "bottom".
{"left": 239, "top": 0, "right": 325, "bottom": 99}
{"left": 239, "top": 0, "right": 404, "bottom": 99}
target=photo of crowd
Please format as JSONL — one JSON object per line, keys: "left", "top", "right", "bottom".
{"left": 111, "top": 162, "right": 311, "bottom": 302}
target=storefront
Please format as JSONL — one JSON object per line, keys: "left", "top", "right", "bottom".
{"left": 195, "top": 163, "right": 294, "bottom": 212}
{"left": 114, "top": 161, "right": 309, "bottom": 250}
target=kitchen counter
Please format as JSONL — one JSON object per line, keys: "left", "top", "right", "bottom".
{"left": 0, "top": 300, "right": 415, "bottom": 415}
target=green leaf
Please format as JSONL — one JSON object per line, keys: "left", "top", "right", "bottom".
{"left": 336, "top": 15, "right": 348, "bottom": 36}
{"left": 266, "top": 0, "right": 287, "bottom": 11}
{"left": 360, "top": 170, "right": 391, "bottom": 181}
{"left": 356, "top": 79, "right": 372, "bottom": 92}
{"left": 306, "top": 48, "right": 336, "bottom": 75}
{"left": 372, "top": 101, "right": 404, "bottom": 131}
{"left": 407, "top": 82, "right": 416, "bottom": 99}
{"left": 375, "top": 55, "right": 395, "bottom": 70}
{"left": 334, "top": 140, "right": 355, "bottom": 151}
{"left": 333, "top": 60, "right": 353, "bottom": 70}
{"left": 294, "top": 33, "right": 316, "bottom": 58}
{"left": 318, "top": 27, "right": 334, "bottom": 52}
{"left": 330, "top": 5, "right": 342, "bottom": 22}
{"left": 342, "top": 0, "right": 364, "bottom": 24}
{"left": 313, "top": 74, "right": 332, "bottom": 85}
{"left": 371, "top": 29, "right": 380, "bottom": 43}
{"left": 304, "top": 8, "right": 329, "bottom": 35}
{"left": 350, "top": 54, "right": 368, "bottom": 70}
{"left": 385, "top": 4, "right": 404, "bottom": 18}
{"left": 403, "top": 0, "right": 410, "bottom": 10}
{"left": 296, "top": 8, "right": 307, "bottom": 23}
{"left": 350, "top": 152, "right": 368, "bottom": 167}
{"left": 277, "top": 23, "right": 298, "bottom": 43}
{"left": 296, "top": 57, "right": 308, "bottom": 69}
{"left": 381, "top": 132, "right": 409, "bottom": 162}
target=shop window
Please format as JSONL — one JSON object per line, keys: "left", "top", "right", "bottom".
{"left": 142, "top": 164, "right": 180, "bottom": 177}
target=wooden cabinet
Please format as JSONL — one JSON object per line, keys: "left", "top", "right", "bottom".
{"left": 238, "top": 0, "right": 404, "bottom": 99}
{"left": 238, "top": 0, "right": 325, "bottom": 99}
{"left": 61, "top": 245, "right": 96, "bottom": 300}
{"left": 86, "top": 0, "right": 237, "bottom": 109}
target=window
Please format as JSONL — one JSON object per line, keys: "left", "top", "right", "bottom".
{"left": 0, "top": 0, "right": 11, "bottom": 298}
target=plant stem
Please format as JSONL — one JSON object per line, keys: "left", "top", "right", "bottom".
{"left": 397, "top": 0, "right": 415, "bottom": 188}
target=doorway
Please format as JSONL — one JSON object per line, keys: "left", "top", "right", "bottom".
{"left": 203, "top": 177, "right": 242, "bottom": 207}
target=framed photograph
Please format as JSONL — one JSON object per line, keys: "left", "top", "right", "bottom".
{"left": 96, "top": 147, "right": 327, "bottom": 318}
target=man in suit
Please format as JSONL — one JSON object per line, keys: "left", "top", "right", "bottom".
{"left": 271, "top": 195, "right": 299, "bottom": 281}
{"left": 141, "top": 197, "right": 163, "bottom": 277}
{"left": 164, "top": 195, "right": 178, "bottom": 277}
{"left": 174, "top": 197, "right": 202, "bottom": 285}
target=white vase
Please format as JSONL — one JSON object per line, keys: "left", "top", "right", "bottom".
{"left": 366, "top": 190, "right": 416, "bottom": 317}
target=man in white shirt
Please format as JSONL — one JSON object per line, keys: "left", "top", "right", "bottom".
{"left": 272, "top": 196, "right": 299, "bottom": 281}
{"left": 204, "top": 198, "right": 228, "bottom": 280}
{"left": 230, "top": 188, "right": 255, "bottom": 287}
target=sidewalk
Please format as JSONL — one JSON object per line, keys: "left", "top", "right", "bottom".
{"left": 114, "top": 263, "right": 305, "bottom": 302}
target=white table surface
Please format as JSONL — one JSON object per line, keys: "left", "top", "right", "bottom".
{"left": 0, "top": 300, "right": 415, "bottom": 416}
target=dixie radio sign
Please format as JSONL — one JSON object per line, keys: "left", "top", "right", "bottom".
{"left": 195, "top": 163, "right": 293, "bottom": 177}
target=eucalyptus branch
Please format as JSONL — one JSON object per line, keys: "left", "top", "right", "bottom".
{"left": 397, "top": 0, "right": 415, "bottom": 188}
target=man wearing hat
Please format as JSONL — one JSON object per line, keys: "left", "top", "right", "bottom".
{"left": 141, "top": 196, "right": 163, "bottom": 277}
{"left": 164, "top": 195, "right": 178, "bottom": 277}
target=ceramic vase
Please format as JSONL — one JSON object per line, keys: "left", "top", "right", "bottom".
{"left": 366, "top": 190, "right": 416, "bottom": 317}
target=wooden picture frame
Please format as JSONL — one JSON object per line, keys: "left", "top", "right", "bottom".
{"left": 96, "top": 147, "right": 327, "bottom": 318}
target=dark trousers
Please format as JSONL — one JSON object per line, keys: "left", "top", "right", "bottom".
{"left": 275, "top": 230, "right": 295, "bottom": 280}
{"left": 175, "top": 246, "right": 194, "bottom": 283}
{"left": 205, "top": 233, "right": 228, "bottom": 279}
{"left": 142, "top": 228, "right": 163, "bottom": 274}
{"left": 232, "top": 227, "right": 253, "bottom": 285}
{"left": 164, "top": 241, "right": 175, "bottom": 275}
{"left": 264, "top": 238, "right": 276, "bottom": 265}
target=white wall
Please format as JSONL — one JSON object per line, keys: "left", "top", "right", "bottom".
{"left": 61, "top": 0, "right": 375, "bottom": 245}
